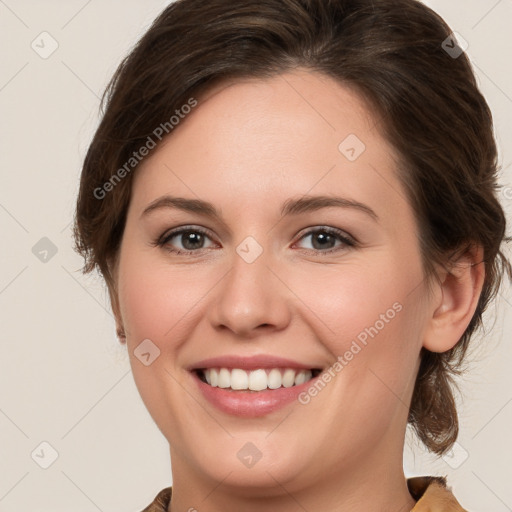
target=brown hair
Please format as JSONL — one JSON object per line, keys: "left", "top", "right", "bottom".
{"left": 73, "top": 0, "right": 511, "bottom": 455}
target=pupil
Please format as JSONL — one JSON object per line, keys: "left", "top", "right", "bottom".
{"left": 313, "top": 231, "right": 334, "bottom": 250}
{"left": 182, "top": 232, "right": 203, "bottom": 250}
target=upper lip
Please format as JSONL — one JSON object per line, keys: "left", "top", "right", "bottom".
{"left": 188, "top": 354, "right": 323, "bottom": 371}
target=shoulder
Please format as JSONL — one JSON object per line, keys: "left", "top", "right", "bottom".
{"left": 408, "top": 476, "right": 469, "bottom": 511}
{"left": 140, "top": 486, "right": 173, "bottom": 512}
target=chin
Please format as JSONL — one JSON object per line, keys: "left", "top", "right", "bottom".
{"left": 189, "top": 434, "right": 314, "bottom": 491}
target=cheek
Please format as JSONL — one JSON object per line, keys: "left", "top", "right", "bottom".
{"left": 296, "top": 266, "right": 422, "bottom": 448}
{"left": 118, "top": 253, "right": 211, "bottom": 344}
{"left": 116, "top": 253, "right": 211, "bottom": 437}
{"left": 288, "top": 252, "right": 422, "bottom": 346}
{"left": 286, "top": 252, "right": 424, "bottom": 404}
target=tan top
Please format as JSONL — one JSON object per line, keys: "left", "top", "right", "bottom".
{"left": 141, "top": 476, "right": 468, "bottom": 511}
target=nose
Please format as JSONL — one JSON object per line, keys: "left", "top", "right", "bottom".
{"left": 207, "top": 243, "right": 292, "bottom": 338}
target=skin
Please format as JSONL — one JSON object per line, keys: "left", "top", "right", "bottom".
{"left": 110, "top": 69, "right": 484, "bottom": 512}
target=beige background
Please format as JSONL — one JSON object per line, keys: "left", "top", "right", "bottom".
{"left": 1, "top": 1, "right": 511, "bottom": 511}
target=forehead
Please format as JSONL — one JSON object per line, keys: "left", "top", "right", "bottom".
{"left": 130, "top": 69, "right": 407, "bottom": 225}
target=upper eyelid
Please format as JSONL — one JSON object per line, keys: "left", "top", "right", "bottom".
{"left": 159, "top": 225, "right": 217, "bottom": 245}
{"left": 295, "top": 225, "right": 355, "bottom": 241}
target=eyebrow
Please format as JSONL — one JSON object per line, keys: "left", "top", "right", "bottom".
{"left": 140, "top": 194, "right": 379, "bottom": 222}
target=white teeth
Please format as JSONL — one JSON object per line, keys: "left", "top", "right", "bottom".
{"left": 282, "top": 368, "right": 296, "bottom": 388}
{"left": 201, "top": 368, "right": 314, "bottom": 391}
{"left": 248, "top": 369, "right": 268, "bottom": 391}
{"left": 294, "top": 370, "right": 306, "bottom": 386}
{"left": 218, "top": 368, "right": 231, "bottom": 389}
{"left": 268, "top": 368, "right": 282, "bottom": 389}
{"left": 231, "top": 368, "right": 248, "bottom": 390}
{"left": 209, "top": 368, "right": 218, "bottom": 387}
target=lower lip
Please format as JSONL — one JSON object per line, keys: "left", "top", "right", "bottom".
{"left": 191, "top": 371, "right": 319, "bottom": 417}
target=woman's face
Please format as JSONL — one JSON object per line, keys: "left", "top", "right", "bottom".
{"left": 114, "top": 69, "right": 436, "bottom": 493}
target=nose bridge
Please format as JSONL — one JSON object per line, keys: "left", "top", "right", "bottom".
{"left": 208, "top": 235, "right": 291, "bottom": 335}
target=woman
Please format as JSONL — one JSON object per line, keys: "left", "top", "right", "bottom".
{"left": 73, "top": 0, "right": 511, "bottom": 510}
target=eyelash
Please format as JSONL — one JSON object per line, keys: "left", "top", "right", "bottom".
{"left": 152, "top": 225, "right": 357, "bottom": 256}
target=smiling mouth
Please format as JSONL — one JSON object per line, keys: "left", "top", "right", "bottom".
{"left": 194, "top": 367, "right": 322, "bottom": 391}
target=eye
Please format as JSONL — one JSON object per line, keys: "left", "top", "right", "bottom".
{"left": 294, "top": 227, "right": 356, "bottom": 254}
{"left": 155, "top": 226, "right": 217, "bottom": 254}
{"left": 152, "top": 225, "right": 356, "bottom": 256}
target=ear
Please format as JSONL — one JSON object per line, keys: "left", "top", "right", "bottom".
{"left": 108, "top": 285, "right": 126, "bottom": 345}
{"left": 106, "top": 259, "right": 126, "bottom": 345}
{"left": 422, "top": 244, "right": 485, "bottom": 353}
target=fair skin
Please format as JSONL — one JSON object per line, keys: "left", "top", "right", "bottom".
{"left": 110, "top": 69, "right": 484, "bottom": 512}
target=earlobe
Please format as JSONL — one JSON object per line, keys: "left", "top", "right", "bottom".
{"left": 112, "top": 299, "right": 126, "bottom": 344}
{"left": 108, "top": 282, "right": 126, "bottom": 344}
{"left": 116, "top": 325, "right": 127, "bottom": 344}
{"left": 112, "top": 300, "right": 127, "bottom": 344}
{"left": 422, "top": 245, "right": 485, "bottom": 353}
{"left": 107, "top": 258, "right": 126, "bottom": 344}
